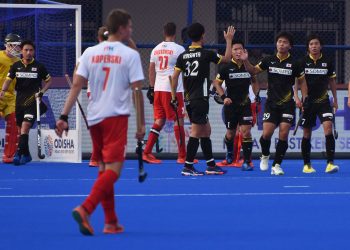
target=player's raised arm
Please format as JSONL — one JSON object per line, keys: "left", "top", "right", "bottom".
{"left": 220, "top": 26, "right": 235, "bottom": 63}
{"left": 240, "top": 49, "right": 261, "bottom": 75}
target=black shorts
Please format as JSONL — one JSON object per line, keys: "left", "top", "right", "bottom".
{"left": 186, "top": 99, "right": 209, "bottom": 124}
{"left": 263, "top": 100, "right": 295, "bottom": 126}
{"left": 16, "top": 101, "right": 47, "bottom": 127}
{"left": 302, "top": 101, "right": 333, "bottom": 128}
{"left": 223, "top": 103, "right": 252, "bottom": 130}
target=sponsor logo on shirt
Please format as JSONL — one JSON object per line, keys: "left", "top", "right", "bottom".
{"left": 229, "top": 72, "right": 251, "bottom": 79}
{"left": 268, "top": 67, "right": 292, "bottom": 75}
{"left": 322, "top": 63, "right": 327, "bottom": 67}
{"left": 16, "top": 72, "right": 38, "bottom": 78}
{"left": 286, "top": 63, "right": 292, "bottom": 68}
{"left": 305, "top": 68, "right": 328, "bottom": 75}
{"left": 32, "top": 67, "right": 37, "bottom": 71}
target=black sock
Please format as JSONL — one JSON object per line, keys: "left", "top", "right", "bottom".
{"left": 242, "top": 137, "right": 253, "bottom": 163}
{"left": 18, "top": 134, "right": 29, "bottom": 155}
{"left": 301, "top": 137, "right": 311, "bottom": 165}
{"left": 200, "top": 137, "right": 215, "bottom": 167}
{"left": 272, "top": 140, "right": 288, "bottom": 166}
{"left": 185, "top": 137, "right": 199, "bottom": 168}
{"left": 224, "top": 135, "right": 233, "bottom": 154}
{"left": 259, "top": 136, "right": 271, "bottom": 156}
{"left": 325, "top": 134, "right": 335, "bottom": 163}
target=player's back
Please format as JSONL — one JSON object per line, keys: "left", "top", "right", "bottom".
{"left": 76, "top": 41, "right": 144, "bottom": 125}
{"left": 151, "top": 41, "right": 184, "bottom": 92}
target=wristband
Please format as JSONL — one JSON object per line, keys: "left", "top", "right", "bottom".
{"left": 59, "top": 114, "right": 68, "bottom": 123}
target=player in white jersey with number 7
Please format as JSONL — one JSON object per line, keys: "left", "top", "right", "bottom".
{"left": 55, "top": 9, "right": 145, "bottom": 236}
{"left": 143, "top": 22, "right": 190, "bottom": 164}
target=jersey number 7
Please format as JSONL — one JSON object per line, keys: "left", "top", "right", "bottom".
{"left": 102, "top": 67, "right": 110, "bottom": 90}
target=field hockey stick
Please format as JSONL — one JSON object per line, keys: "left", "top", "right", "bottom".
{"left": 332, "top": 107, "right": 338, "bottom": 140}
{"left": 155, "top": 138, "right": 163, "bottom": 153}
{"left": 255, "top": 90, "right": 261, "bottom": 127}
{"left": 134, "top": 87, "right": 147, "bottom": 183}
{"left": 168, "top": 76, "right": 182, "bottom": 146}
{"left": 36, "top": 96, "right": 45, "bottom": 159}
{"left": 293, "top": 108, "right": 303, "bottom": 136}
{"left": 64, "top": 74, "right": 89, "bottom": 130}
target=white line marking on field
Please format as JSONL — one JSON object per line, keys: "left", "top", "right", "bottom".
{"left": 283, "top": 186, "right": 310, "bottom": 188}
{"left": 1, "top": 192, "right": 350, "bottom": 198}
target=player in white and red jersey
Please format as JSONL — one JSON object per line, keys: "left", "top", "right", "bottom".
{"left": 143, "top": 22, "right": 189, "bottom": 164}
{"left": 55, "top": 9, "right": 145, "bottom": 236}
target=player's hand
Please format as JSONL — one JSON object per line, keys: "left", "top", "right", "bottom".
{"left": 224, "top": 25, "right": 235, "bottom": 41}
{"left": 301, "top": 96, "right": 310, "bottom": 113}
{"left": 135, "top": 125, "right": 145, "bottom": 141}
{"left": 55, "top": 115, "right": 69, "bottom": 137}
{"left": 223, "top": 97, "right": 232, "bottom": 105}
{"left": 170, "top": 98, "right": 178, "bottom": 110}
{"left": 239, "top": 49, "right": 249, "bottom": 61}
{"left": 295, "top": 96, "right": 302, "bottom": 109}
{"left": 146, "top": 87, "right": 154, "bottom": 104}
{"left": 332, "top": 100, "right": 338, "bottom": 112}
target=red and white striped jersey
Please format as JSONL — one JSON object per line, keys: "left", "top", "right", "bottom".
{"left": 77, "top": 41, "right": 144, "bottom": 126}
{"left": 150, "top": 41, "right": 184, "bottom": 92}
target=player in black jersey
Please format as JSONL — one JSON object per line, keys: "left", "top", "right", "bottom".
{"left": 297, "top": 34, "right": 339, "bottom": 174}
{"left": 171, "top": 22, "right": 235, "bottom": 176}
{"left": 240, "top": 32, "right": 308, "bottom": 175}
{"left": 213, "top": 40, "right": 259, "bottom": 171}
{"left": 1, "top": 40, "right": 51, "bottom": 165}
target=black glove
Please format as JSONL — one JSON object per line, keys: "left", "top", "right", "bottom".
{"left": 37, "top": 91, "right": 44, "bottom": 98}
{"left": 170, "top": 98, "right": 178, "bottom": 110}
{"left": 59, "top": 114, "right": 69, "bottom": 132}
{"left": 213, "top": 93, "right": 224, "bottom": 105}
{"left": 146, "top": 87, "right": 154, "bottom": 104}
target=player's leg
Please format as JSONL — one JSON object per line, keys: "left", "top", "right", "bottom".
{"left": 143, "top": 91, "right": 165, "bottom": 164}
{"left": 301, "top": 105, "right": 316, "bottom": 173}
{"left": 259, "top": 102, "right": 276, "bottom": 171}
{"left": 270, "top": 122, "right": 290, "bottom": 175}
{"left": 3, "top": 113, "right": 19, "bottom": 163}
{"left": 233, "top": 129, "right": 243, "bottom": 163}
{"left": 223, "top": 105, "right": 237, "bottom": 164}
{"left": 319, "top": 103, "right": 338, "bottom": 173}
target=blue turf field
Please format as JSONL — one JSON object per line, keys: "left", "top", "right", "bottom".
{"left": 1, "top": 159, "right": 350, "bottom": 250}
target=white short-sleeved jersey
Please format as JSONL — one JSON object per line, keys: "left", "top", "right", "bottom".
{"left": 249, "top": 85, "right": 255, "bottom": 103}
{"left": 150, "top": 41, "right": 185, "bottom": 92}
{"left": 77, "top": 41, "right": 144, "bottom": 126}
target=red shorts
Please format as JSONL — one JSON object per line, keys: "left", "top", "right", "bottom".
{"left": 153, "top": 91, "right": 185, "bottom": 120}
{"left": 90, "top": 116, "right": 128, "bottom": 163}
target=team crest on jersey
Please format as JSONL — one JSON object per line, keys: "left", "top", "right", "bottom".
{"left": 286, "top": 63, "right": 292, "bottom": 68}
{"left": 104, "top": 46, "right": 114, "bottom": 51}
{"left": 32, "top": 67, "right": 37, "bottom": 71}
{"left": 322, "top": 63, "right": 327, "bottom": 67}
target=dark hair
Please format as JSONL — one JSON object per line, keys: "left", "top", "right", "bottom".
{"left": 20, "top": 40, "right": 35, "bottom": 50}
{"left": 232, "top": 39, "right": 245, "bottom": 48}
{"left": 187, "top": 22, "right": 205, "bottom": 42}
{"left": 106, "top": 9, "right": 131, "bottom": 34}
{"left": 98, "top": 26, "right": 108, "bottom": 41}
{"left": 275, "top": 31, "right": 294, "bottom": 46}
{"left": 163, "top": 22, "right": 176, "bottom": 37}
{"left": 306, "top": 33, "right": 323, "bottom": 47}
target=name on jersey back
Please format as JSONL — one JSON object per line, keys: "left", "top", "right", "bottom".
{"left": 183, "top": 52, "right": 201, "bottom": 59}
{"left": 91, "top": 55, "right": 121, "bottom": 64}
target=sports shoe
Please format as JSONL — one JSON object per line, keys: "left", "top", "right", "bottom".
{"left": 260, "top": 155, "right": 270, "bottom": 171}
{"left": 19, "top": 154, "right": 32, "bottom": 165}
{"left": 142, "top": 153, "right": 162, "bottom": 164}
{"left": 181, "top": 166, "right": 204, "bottom": 176}
{"left": 325, "top": 162, "right": 339, "bottom": 174}
{"left": 176, "top": 158, "right": 199, "bottom": 164}
{"left": 103, "top": 223, "right": 124, "bottom": 234}
{"left": 242, "top": 161, "right": 254, "bottom": 171}
{"left": 205, "top": 165, "right": 227, "bottom": 175}
{"left": 271, "top": 164, "right": 284, "bottom": 176}
{"left": 303, "top": 163, "right": 316, "bottom": 174}
{"left": 2, "top": 156, "right": 14, "bottom": 164}
{"left": 89, "top": 160, "right": 99, "bottom": 167}
{"left": 72, "top": 206, "right": 94, "bottom": 236}
{"left": 13, "top": 152, "right": 21, "bottom": 166}
{"left": 225, "top": 152, "right": 233, "bottom": 164}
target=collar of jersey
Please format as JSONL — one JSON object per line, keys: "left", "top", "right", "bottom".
{"left": 276, "top": 53, "right": 290, "bottom": 62}
{"left": 308, "top": 53, "right": 323, "bottom": 62}
{"left": 21, "top": 58, "right": 35, "bottom": 66}
{"left": 231, "top": 59, "right": 243, "bottom": 67}
{"left": 189, "top": 45, "right": 202, "bottom": 49}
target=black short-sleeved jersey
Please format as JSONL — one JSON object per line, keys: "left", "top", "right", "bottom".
{"left": 216, "top": 59, "right": 252, "bottom": 105}
{"left": 7, "top": 59, "right": 50, "bottom": 105}
{"left": 257, "top": 54, "right": 304, "bottom": 105}
{"left": 300, "top": 54, "right": 336, "bottom": 103}
{"left": 175, "top": 46, "right": 222, "bottom": 101}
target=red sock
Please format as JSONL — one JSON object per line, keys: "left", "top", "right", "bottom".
{"left": 82, "top": 169, "right": 118, "bottom": 214}
{"left": 174, "top": 125, "right": 186, "bottom": 158}
{"left": 144, "top": 124, "right": 162, "bottom": 154}
{"left": 98, "top": 171, "right": 117, "bottom": 224}
{"left": 234, "top": 132, "right": 242, "bottom": 162}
